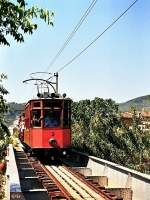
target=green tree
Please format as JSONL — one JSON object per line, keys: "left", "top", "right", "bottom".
{"left": 72, "top": 98, "right": 121, "bottom": 155}
{"left": 71, "top": 97, "right": 150, "bottom": 173}
{"left": 0, "top": 74, "right": 10, "bottom": 158}
{"left": 0, "top": 0, "right": 54, "bottom": 45}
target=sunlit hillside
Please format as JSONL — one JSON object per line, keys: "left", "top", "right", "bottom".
{"left": 119, "top": 95, "right": 150, "bottom": 111}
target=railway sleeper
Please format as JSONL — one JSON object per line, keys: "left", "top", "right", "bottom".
{"left": 44, "top": 182, "right": 56, "bottom": 186}
{"left": 50, "top": 197, "right": 67, "bottom": 200}
{"left": 48, "top": 192, "right": 67, "bottom": 199}
{"left": 50, "top": 195, "right": 67, "bottom": 199}
{"left": 48, "top": 190, "right": 65, "bottom": 194}
{"left": 45, "top": 184, "right": 59, "bottom": 189}
{"left": 35, "top": 170, "right": 46, "bottom": 173}
{"left": 22, "top": 188, "right": 49, "bottom": 200}
{"left": 46, "top": 185, "right": 58, "bottom": 190}
{"left": 43, "top": 181, "right": 57, "bottom": 186}
{"left": 39, "top": 176, "right": 50, "bottom": 179}
{"left": 42, "top": 179, "right": 54, "bottom": 184}
{"left": 47, "top": 186, "right": 60, "bottom": 191}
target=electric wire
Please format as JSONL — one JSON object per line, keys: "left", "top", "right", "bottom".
{"left": 56, "top": 0, "right": 139, "bottom": 73}
{"left": 45, "top": 0, "right": 98, "bottom": 72}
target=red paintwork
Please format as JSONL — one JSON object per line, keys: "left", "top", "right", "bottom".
{"left": 24, "top": 128, "right": 71, "bottom": 149}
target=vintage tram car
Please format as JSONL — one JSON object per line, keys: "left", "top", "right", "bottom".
{"left": 20, "top": 72, "right": 71, "bottom": 156}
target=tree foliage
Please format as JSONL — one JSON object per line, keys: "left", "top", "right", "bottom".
{"left": 0, "top": 0, "right": 54, "bottom": 45}
{"left": 72, "top": 97, "right": 150, "bottom": 173}
{"left": 0, "top": 74, "right": 10, "bottom": 159}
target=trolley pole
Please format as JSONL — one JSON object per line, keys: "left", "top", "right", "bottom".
{"left": 55, "top": 72, "right": 58, "bottom": 94}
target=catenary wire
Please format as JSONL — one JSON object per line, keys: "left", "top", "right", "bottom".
{"left": 56, "top": 0, "right": 139, "bottom": 73}
{"left": 45, "top": 0, "right": 98, "bottom": 72}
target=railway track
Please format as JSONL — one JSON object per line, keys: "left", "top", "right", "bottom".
{"left": 13, "top": 147, "right": 122, "bottom": 200}
{"left": 45, "top": 165, "right": 120, "bottom": 200}
{"left": 8, "top": 144, "right": 150, "bottom": 200}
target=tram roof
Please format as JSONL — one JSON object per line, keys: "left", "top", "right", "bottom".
{"left": 25, "top": 97, "right": 72, "bottom": 107}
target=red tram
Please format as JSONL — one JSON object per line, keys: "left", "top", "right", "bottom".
{"left": 20, "top": 72, "right": 72, "bottom": 156}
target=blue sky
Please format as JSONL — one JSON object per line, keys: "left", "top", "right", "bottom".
{"left": 1, "top": 0, "right": 150, "bottom": 103}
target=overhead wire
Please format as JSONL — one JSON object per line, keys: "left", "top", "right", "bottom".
{"left": 45, "top": 0, "right": 98, "bottom": 72}
{"left": 56, "top": 0, "right": 139, "bottom": 73}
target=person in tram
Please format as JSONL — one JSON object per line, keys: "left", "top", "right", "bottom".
{"left": 44, "top": 111, "right": 59, "bottom": 128}
{"left": 32, "top": 114, "right": 41, "bottom": 127}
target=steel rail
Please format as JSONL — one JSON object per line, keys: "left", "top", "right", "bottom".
{"left": 53, "top": 166, "right": 103, "bottom": 199}
{"left": 62, "top": 166, "right": 120, "bottom": 200}
{"left": 52, "top": 166, "right": 97, "bottom": 199}
{"left": 46, "top": 165, "right": 84, "bottom": 200}
{"left": 30, "top": 161, "right": 73, "bottom": 200}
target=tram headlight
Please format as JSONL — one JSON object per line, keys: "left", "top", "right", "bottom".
{"left": 49, "top": 138, "right": 57, "bottom": 147}
{"left": 63, "top": 151, "right": 66, "bottom": 155}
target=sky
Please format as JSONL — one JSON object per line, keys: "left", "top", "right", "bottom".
{"left": 1, "top": 0, "right": 150, "bottom": 103}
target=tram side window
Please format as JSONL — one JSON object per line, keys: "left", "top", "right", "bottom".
{"left": 25, "top": 118, "right": 29, "bottom": 128}
{"left": 31, "top": 110, "right": 41, "bottom": 127}
{"left": 63, "top": 101, "right": 71, "bottom": 128}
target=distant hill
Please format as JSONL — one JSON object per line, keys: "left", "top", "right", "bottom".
{"left": 119, "top": 95, "right": 150, "bottom": 112}
{"left": 5, "top": 102, "right": 25, "bottom": 126}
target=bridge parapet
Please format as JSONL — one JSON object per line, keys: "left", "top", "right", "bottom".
{"left": 87, "top": 156, "right": 150, "bottom": 200}
{"left": 6, "top": 144, "right": 22, "bottom": 200}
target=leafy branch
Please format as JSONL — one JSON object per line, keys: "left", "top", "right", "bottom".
{"left": 0, "top": 0, "right": 54, "bottom": 45}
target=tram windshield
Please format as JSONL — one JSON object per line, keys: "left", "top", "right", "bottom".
{"left": 43, "top": 110, "right": 61, "bottom": 128}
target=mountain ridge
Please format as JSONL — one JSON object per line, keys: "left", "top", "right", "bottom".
{"left": 119, "top": 94, "right": 150, "bottom": 111}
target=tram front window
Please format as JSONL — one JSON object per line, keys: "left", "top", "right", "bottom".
{"left": 44, "top": 110, "right": 60, "bottom": 128}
